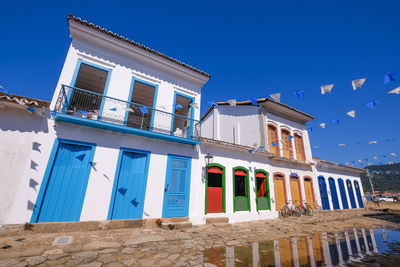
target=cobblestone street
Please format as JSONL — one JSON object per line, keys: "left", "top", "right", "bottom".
{"left": 1, "top": 209, "right": 399, "bottom": 266}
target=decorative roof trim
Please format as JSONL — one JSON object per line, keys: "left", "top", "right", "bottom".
{"left": 0, "top": 92, "right": 50, "bottom": 108}
{"left": 201, "top": 97, "right": 314, "bottom": 121}
{"left": 68, "top": 14, "right": 211, "bottom": 78}
{"left": 269, "top": 155, "right": 314, "bottom": 166}
{"left": 313, "top": 157, "right": 366, "bottom": 172}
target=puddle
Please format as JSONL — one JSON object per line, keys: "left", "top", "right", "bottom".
{"left": 203, "top": 227, "right": 400, "bottom": 266}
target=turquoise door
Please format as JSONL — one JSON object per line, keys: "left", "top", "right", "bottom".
{"left": 346, "top": 180, "right": 357, "bottom": 208}
{"left": 318, "top": 176, "right": 330, "bottom": 210}
{"left": 338, "top": 179, "right": 349, "bottom": 209}
{"left": 162, "top": 155, "right": 191, "bottom": 218}
{"left": 328, "top": 178, "right": 340, "bottom": 210}
{"left": 354, "top": 181, "right": 364, "bottom": 208}
{"left": 31, "top": 140, "right": 95, "bottom": 223}
{"left": 108, "top": 149, "right": 150, "bottom": 220}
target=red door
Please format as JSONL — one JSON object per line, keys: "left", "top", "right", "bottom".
{"left": 207, "top": 166, "right": 223, "bottom": 213}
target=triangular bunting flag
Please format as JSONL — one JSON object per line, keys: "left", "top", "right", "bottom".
{"left": 384, "top": 72, "right": 399, "bottom": 84}
{"left": 248, "top": 149, "right": 254, "bottom": 154}
{"left": 189, "top": 103, "right": 199, "bottom": 109}
{"left": 388, "top": 87, "right": 400, "bottom": 94}
{"left": 391, "top": 153, "right": 396, "bottom": 157}
{"left": 366, "top": 100, "right": 380, "bottom": 109}
{"left": 0, "top": 85, "right": 11, "bottom": 95}
{"left": 270, "top": 93, "right": 281, "bottom": 102}
{"left": 352, "top": 78, "right": 366, "bottom": 90}
{"left": 347, "top": 110, "right": 355, "bottom": 118}
{"left": 338, "top": 144, "right": 346, "bottom": 147}
{"left": 50, "top": 110, "right": 56, "bottom": 117}
{"left": 331, "top": 118, "right": 339, "bottom": 124}
{"left": 319, "top": 123, "right": 326, "bottom": 128}
{"left": 288, "top": 136, "right": 294, "bottom": 141}
{"left": 79, "top": 110, "right": 88, "bottom": 117}
{"left": 369, "top": 141, "right": 377, "bottom": 144}
{"left": 109, "top": 107, "right": 117, "bottom": 111}
{"left": 271, "top": 142, "right": 278, "bottom": 146}
{"left": 307, "top": 127, "right": 313, "bottom": 132}
{"left": 124, "top": 107, "right": 134, "bottom": 112}
{"left": 139, "top": 106, "right": 148, "bottom": 114}
{"left": 26, "top": 107, "right": 36, "bottom": 112}
{"left": 175, "top": 104, "right": 183, "bottom": 109}
{"left": 373, "top": 156, "right": 378, "bottom": 159}
{"left": 249, "top": 97, "right": 258, "bottom": 106}
{"left": 227, "top": 99, "right": 237, "bottom": 106}
{"left": 321, "top": 84, "right": 334, "bottom": 95}
{"left": 293, "top": 89, "right": 305, "bottom": 98}
{"left": 208, "top": 101, "right": 217, "bottom": 106}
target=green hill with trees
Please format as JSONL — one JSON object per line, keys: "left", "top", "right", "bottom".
{"left": 360, "top": 163, "right": 400, "bottom": 193}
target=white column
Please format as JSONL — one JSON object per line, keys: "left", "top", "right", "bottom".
{"left": 226, "top": 246, "right": 235, "bottom": 267}
{"left": 369, "top": 229, "right": 378, "bottom": 253}
{"left": 291, "top": 237, "right": 300, "bottom": 267}
{"left": 321, "top": 232, "right": 332, "bottom": 266}
{"left": 252, "top": 242, "right": 260, "bottom": 267}
{"left": 361, "top": 228, "right": 371, "bottom": 254}
{"left": 353, "top": 228, "right": 362, "bottom": 257}
{"left": 274, "top": 240, "right": 282, "bottom": 267}
{"left": 345, "top": 231, "right": 354, "bottom": 260}
{"left": 307, "top": 236, "right": 316, "bottom": 267}
{"left": 335, "top": 233, "right": 344, "bottom": 265}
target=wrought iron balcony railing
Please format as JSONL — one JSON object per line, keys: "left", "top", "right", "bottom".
{"left": 54, "top": 85, "right": 200, "bottom": 142}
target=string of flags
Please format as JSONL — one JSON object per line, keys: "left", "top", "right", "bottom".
{"left": 312, "top": 137, "right": 396, "bottom": 149}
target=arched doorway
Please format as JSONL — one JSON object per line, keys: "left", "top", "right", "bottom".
{"left": 318, "top": 176, "right": 330, "bottom": 210}
{"left": 338, "top": 178, "right": 349, "bottom": 209}
{"left": 328, "top": 178, "right": 340, "bottom": 210}
{"left": 354, "top": 181, "right": 364, "bottom": 208}
{"left": 274, "top": 173, "right": 287, "bottom": 211}
{"left": 303, "top": 177, "right": 315, "bottom": 209}
{"left": 206, "top": 164, "right": 225, "bottom": 214}
{"left": 290, "top": 175, "right": 302, "bottom": 206}
{"left": 346, "top": 179, "right": 357, "bottom": 209}
{"left": 255, "top": 170, "right": 270, "bottom": 210}
{"left": 233, "top": 167, "right": 250, "bottom": 212}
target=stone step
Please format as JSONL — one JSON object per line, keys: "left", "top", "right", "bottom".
{"left": 161, "top": 221, "right": 192, "bottom": 230}
{"left": 212, "top": 222, "right": 231, "bottom": 228}
{"left": 206, "top": 217, "right": 229, "bottom": 224}
{"left": 161, "top": 217, "right": 189, "bottom": 223}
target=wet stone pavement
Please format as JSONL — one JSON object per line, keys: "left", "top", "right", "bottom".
{"left": 0, "top": 210, "right": 399, "bottom": 266}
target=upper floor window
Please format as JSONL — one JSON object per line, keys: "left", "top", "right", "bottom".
{"left": 268, "top": 125, "right": 279, "bottom": 156}
{"left": 172, "top": 93, "right": 193, "bottom": 138}
{"left": 281, "top": 129, "right": 293, "bottom": 159}
{"left": 70, "top": 62, "right": 110, "bottom": 112}
{"left": 294, "top": 134, "right": 306, "bottom": 161}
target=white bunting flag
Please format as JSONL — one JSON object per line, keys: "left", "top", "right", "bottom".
{"left": 358, "top": 160, "right": 362, "bottom": 163}
{"left": 124, "top": 107, "right": 134, "bottom": 112}
{"left": 319, "top": 122, "right": 326, "bottom": 128}
{"left": 347, "top": 110, "right": 356, "bottom": 118}
{"left": 227, "top": 99, "right": 237, "bottom": 106}
{"left": 373, "top": 156, "right": 378, "bottom": 159}
{"left": 388, "top": 87, "right": 400, "bottom": 94}
{"left": 369, "top": 141, "right": 377, "bottom": 144}
{"left": 391, "top": 153, "right": 397, "bottom": 157}
{"left": 189, "top": 103, "right": 199, "bottom": 109}
{"left": 321, "top": 84, "right": 334, "bottom": 95}
{"left": 270, "top": 93, "right": 281, "bottom": 102}
{"left": 352, "top": 78, "right": 366, "bottom": 90}
{"left": 338, "top": 144, "right": 346, "bottom": 147}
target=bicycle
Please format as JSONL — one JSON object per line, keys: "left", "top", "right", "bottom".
{"left": 280, "top": 200, "right": 301, "bottom": 218}
{"left": 300, "top": 201, "right": 314, "bottom": 216}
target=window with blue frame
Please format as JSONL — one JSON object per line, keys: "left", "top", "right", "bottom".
{"left": 69, "top": 63, "right": 109, "bottom": 112}
{"left": 126, "top": 80, "right": 156, "bottom": 131}
{"left": 172, "top": 94, "right": 192, "bottom": 138}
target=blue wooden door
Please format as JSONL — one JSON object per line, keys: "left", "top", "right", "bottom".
{"left": 162, "top": 155, "right": 191, "bottom": 218}
{"left": 354, "top": 181, "right": 364, "bottom": 208}
{"left": 328, "top": 178, "right": 340, "bottom": 210}
{"left": 318, "top": 176, "right": 330, "bottom": 210}
{"left": 34, "top": 142, "right": 94, "bottom": 222}
{"left": 346, "top": 180, "right": 357, "bottom": 208}
{"left": 338, "top": 179, "right": 349, "bottom": 209}
{"left": 108, "top": 150, "right": 150, "bottom": 220}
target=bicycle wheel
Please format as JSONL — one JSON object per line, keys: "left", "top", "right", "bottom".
{"left": 294, "top": 206, "right": 302, "bottom": 217}
{"left": 280, "top": 206, "right": 289, "bottom": 218}
{"left": 306, "top": 206, "right": 314, "bottom": 216}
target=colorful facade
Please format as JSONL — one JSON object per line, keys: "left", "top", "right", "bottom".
{"left": 0, "top": 15, "right": 365, "bottom": 226}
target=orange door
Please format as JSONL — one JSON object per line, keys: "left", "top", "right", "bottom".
{"left": 312, "top": 233, "right": 324, "bottom": 265}
{"left": 281, "top": 130, "right": 292, "bottom": 158}
{"left": 268, "top": 125, "right": 279, "bottom": 155}
{"left": 207, "top": 167, "right": 223, "bottom": 213}
{"left": 297, "top": 237, "right": 309, "bottom": 267}
{"left": 304, "top": 178, "right": 315, "bottom": 209}
{"left": 274, "top": 177, "right": 286, "bottom": 210}
{"left": 290, "top": 177, "right": 301, "bottom": 206}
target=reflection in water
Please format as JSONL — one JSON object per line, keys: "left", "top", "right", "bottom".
{"left": 203, "top": 228, "right": 400, "bottom": 266}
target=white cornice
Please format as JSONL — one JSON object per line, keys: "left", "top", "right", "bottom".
{"left": 69, "top": 21, "right": 210, "bottom": 87}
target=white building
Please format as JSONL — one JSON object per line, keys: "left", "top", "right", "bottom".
{"left": 0, "top": 15, "right": 365, "bottom": 227}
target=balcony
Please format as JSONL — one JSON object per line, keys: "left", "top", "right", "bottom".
{"left": 53, "top": 85, "right": 200, "bottom": 145}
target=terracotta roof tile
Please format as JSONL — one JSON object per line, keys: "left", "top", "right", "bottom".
{"left": 0, "top": 92, "right": 50, "bottom": 108}
{"left": 68, "top": 14, "right": 211, "bottom": 78}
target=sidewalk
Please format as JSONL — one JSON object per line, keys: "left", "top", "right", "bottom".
{"left": 0, "top": 209, "right": 399, "bottom": 267}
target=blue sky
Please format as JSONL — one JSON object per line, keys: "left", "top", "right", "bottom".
{"left": 1, "top": 0, "right": 399, "bottom": 166}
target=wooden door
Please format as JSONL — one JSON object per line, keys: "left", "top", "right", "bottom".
{"left": 268, "top": 125, "right": 279, "bottom": 155}
{"left": 290, "top": 177, "right": 301, "bottom": 206}
{"left": 281, "top": 130, "right": 292, "bottom": 158}
{"left": 207, "top": 166, "right": 224, "bottom": 213}
{"left": 274, "top": 176, "right": 286, "bottom": 211}
{"left": 304, "top": 178, "right": 315, "bottom": 209}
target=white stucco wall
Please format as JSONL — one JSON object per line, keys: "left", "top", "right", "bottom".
{"left": 0, "top": 105, "right": 48, "bottom": 225}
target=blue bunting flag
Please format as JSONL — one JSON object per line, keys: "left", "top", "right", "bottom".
{"left": 26, "top": 107, "right": 36, "bottom": 112}
{"left": 139, "top": 106, "right": 148, "bottom": 114}
{"left": 249, "top": 97, "right": 258, "bottom": 106}
{"left": 384, "top": 72, "right": 399, "bottom": 84}
{"left": 50, "top": 110, "right": 56, "bottom": 117}
{"left": 293, "top": 89, "right": 305, "bottom": 98}
{"left": 271, "top": 142, "right": 278, "bottom": 146}
{"left": 331, "top": 118, "right": 340, "bottom": 124}
{"left": 248, "top": 149, "right": 254, "bottom": 154}
{"left": 208, "top": 101, "right": 217, "bottom": 106}
{"left": 175, "top": 104, "right": 183, "bottom": 109}
{"left": 366, "top": 100, "right": 380, "bottom": 109}
{"left": 79, "top": 110, "right": 88, "bottom": 117}
{"left": 109, "top": 107, "right": 117, "bottom": 111}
